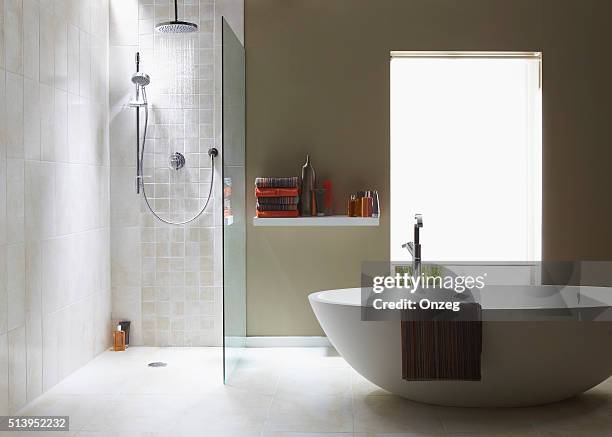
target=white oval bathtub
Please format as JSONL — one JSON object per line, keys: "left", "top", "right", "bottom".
{"left": 309, "top": 286, "right": 612, "bottom": 407}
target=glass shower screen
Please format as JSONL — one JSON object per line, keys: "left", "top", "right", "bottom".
{"left": 222, "top": 18, "right": 246, "bottom": 383}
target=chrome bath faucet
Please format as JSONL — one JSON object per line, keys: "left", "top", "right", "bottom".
{"left": 402, "top": 214, "right": 423, "bottom": 279}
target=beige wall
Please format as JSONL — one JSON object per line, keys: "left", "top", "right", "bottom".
{"left": 245, "top": 0, "right": 612, "bottom": 336}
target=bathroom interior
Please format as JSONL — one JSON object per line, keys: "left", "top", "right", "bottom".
{"left": 1, "top": 0, "right": 612, "bottom": 435}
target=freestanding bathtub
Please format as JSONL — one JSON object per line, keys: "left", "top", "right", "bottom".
{"left": 309, "top": 286, "right": 612, "bottom": 407}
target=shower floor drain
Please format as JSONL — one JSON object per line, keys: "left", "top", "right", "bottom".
{"left": 148, "top": 362, "right": 167, "bottom": 368}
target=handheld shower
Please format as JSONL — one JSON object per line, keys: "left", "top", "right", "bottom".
{"left": 128, "top": 72, "right": 150, "bottom": 108}
{"left": 130, "top": 52, "right": 217, "bottom": 225}
{"left": 131, "top": 72, "right": 150, "bottom": 87}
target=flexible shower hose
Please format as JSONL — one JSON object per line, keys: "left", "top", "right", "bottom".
{"left": 138, "top": 88, "right": 216, "bottom": 226}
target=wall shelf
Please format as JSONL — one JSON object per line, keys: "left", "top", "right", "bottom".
{"left": 253, "top": 215, "right": 379, "bottom": 227}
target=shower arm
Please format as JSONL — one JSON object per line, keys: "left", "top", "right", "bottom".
{"left": 174, "top": 0, "right": 178, "bottom": 22}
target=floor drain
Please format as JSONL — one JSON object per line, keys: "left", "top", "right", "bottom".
{"left": 148, "top": 362, "right": 167, "bottom": 368}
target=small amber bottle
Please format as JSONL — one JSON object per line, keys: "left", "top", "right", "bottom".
{"left": 355, "top": 196, "right": 363, "bottom": 217}
{"left": 361, "top": 192, "right": 373, "bottom": 217}
{"left": 348, "top": 195, "right": 357, "bottom": 217}
{"left": 114, "top": 330, "right": 126, "bottom": 351}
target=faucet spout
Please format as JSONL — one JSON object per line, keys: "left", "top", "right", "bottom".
{"left": 413, "top": 214, "right": 423, "bottom": 279}
{"left": 401, "top": 214, "right": 423, "bottom": 282}
{"left": 401, "top": 241, "right": 415, "bottom": 256}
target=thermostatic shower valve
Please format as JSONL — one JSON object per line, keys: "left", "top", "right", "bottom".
{"left": 169, "top": 152, "right": 186, "bottom": 171}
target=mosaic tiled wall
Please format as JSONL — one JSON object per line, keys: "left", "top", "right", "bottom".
{"left": 109, "top": 0, "right": 238, "bottom": 346}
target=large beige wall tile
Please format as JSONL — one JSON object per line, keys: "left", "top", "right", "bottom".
{"left": 0, "top": 70, "right": 6, "bottom": 158}
{"left": 109, "top": 0, "right": 137, "bottom": 46}
{"left": 6, "top": 243, "right": 25, "bottom": 332}
{"left": 25, "top": 242, "right": 42, "bottom": 403}
{"left": 53, "top": 14, "right": 68, "bottom": 91}
{"left": 0, "top": 247, "right": 6, "bottom": 335}
{"left": 0, "top": 333, "right": 7, "bottom": 414}
{"left": 23, "top": 78, "right": 41, "bottom": 160}
{"left": 53, "top": 88, "right": 68, "bottom": 161}
{"left": 22, "top": 0, "right": 39, "bottom": 81}
{"left": 6, "top": 159, "right": 23, "bottom": 243}
{"left": 8, "top": 325, "right": 26, "bottom": 413}
{"left": 24, "top": 161, "right": 56, "bottom": 240}
{"left": 5, "top": 72, "right": 23, "bottom": 158}
{"left": 66, "top": 23, "right": 79, "bottom": 95}
{"left": 39, "top": 83, "right": 54, "bottom": 160}
{"left": 5, "top": 0, "right": 23, "bottom": 75}
{"left": 23, "top": 0, "right": 40, "bottom": 82}
{"left": 39, "top": 3, "right": 54, "bottom": 86}
{"left": 0, "top": 0, "right": 5, "bottom": 70}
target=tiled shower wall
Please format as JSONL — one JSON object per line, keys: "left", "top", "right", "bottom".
{"left": 0, "top": 0, "right": 111, "bottom": 414}
{"left": 109, "top": 0, "right": 242, "bottom": 346}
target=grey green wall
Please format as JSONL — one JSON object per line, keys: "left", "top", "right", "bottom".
{"left": 245, "top": 0, "right": 612, "bottom": 335}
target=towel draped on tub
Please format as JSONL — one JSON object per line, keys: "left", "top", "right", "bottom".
{"left": 401, "top": 301, "right": 482, "bottom": 381}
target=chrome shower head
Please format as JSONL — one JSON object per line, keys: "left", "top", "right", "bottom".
{"left": 155, "top": 0, "right": 198, "bottom": 33}
{"left": 155, "top": 20, "right": 198, "bottom": 33}
{"left": 129, "top": 71, "right": 150, "bottom": 107}
{"left": 131, "top": 72, "right": 150, "bottom": 87}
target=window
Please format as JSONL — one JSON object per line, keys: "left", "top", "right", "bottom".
{"left": 390, "top": 52, "right": 542, "bottom": 262}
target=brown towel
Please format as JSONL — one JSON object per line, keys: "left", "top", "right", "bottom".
{"left": 257, "top": 196, "right": 300, "bottom": 205}
{"left": 255, "top": 187, "right": 299, "bottom": 198}
{"left": 255, "top": 210, "right": 299, "bottom": 218}
{"left": 256, "top": 203, "right": 298, "bottom": 211}
{"left": 401, "top": 303, "right": 482, "bottom": 381}
{"left": 255, "top": 177, "right": 299, "bottom": 188}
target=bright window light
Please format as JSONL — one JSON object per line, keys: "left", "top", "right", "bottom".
{"left": 390, "top": 53, "right": 542, "bottom": 262}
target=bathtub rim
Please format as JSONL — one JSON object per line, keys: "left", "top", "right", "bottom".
{"left": 309, "top": 285, "right": 612, "bottom": 311}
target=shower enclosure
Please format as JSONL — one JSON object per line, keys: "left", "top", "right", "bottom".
{"left": 110, "top": 0, "right": 244, "bottom": 354}
{"left": 222, "top": 19, "right": 246, "bottom": 382}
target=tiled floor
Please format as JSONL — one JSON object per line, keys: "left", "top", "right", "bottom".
{"left": 6, "top": 346, "right": 612, "bottom": 436}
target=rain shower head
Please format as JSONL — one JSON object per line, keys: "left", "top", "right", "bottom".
{"left": 155, "top": 0, "right": 198, "bottom": 33}
{"left": 156, "top": 20, "right": 198, "bottom": 34}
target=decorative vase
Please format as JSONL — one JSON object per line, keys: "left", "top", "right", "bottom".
{"left": 300, "top": 154, "right": 316, "bottom": 216}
